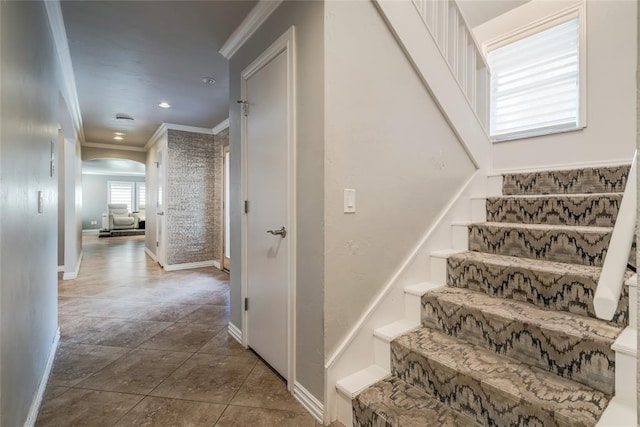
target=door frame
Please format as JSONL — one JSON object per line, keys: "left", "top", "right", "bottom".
{"left": 221, "top": 144, "right": 230, "bottom": 271}
{"left": 156, "top": 142, "right": 167, "bottom": 267}
{"left": 240, "top": 26, "right": 297, "bottom": 389}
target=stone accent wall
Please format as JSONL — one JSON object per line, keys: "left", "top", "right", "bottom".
{"left": 166, "top": 130, "right": 220, "bottom": 265}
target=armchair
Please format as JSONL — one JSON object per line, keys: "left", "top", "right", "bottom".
{"left": 108, "top": 204, "right": 135, "bottom": 230}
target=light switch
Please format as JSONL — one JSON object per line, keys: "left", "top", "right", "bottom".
{"left": 344, "top": 189, "right": 356, "bottom": 213}
{"left": 38, "top": 191, "right": 44, "bottom": 213}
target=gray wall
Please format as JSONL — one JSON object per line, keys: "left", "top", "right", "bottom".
{"left": 166, "top": 130, "right": 219, "bottom": 265}
{"left": 229, "top": 0, "right": 325, "bottom": 401}
{"left": 323, "top": 1, "right": 475, "bottom": 355}
{"left": 58, "top": 130, "right": 65, "bottom": 267}
{"left": 82, "top": 174, "right": 145, "bottom": 230}
{"left": 0, "top": 1, "right": 61, "bottom": 424}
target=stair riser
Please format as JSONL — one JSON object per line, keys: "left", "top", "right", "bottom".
{"left": 391, "top": 343, "right": 559, "bottom": 426}
{"left": 502, "top": 166, "right": 629, "bottom": 195}
{"left": 421, "top": 295, "right": 615, "bottom": 394}
{"left": 468, "top": 225, "right": 611, "bottom": 266}
{"left": 486, "top": 195, "right": 622, "bottom": 227}
{"left": 446, "top": 256, "right": 629, "bottom": 326}
{"left": 391, "top": 341, "right": 607, "bottom": 427}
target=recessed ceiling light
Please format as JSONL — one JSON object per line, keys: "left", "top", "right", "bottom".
{"left": 114, "top": 132, "right": 125, "bottom": 136}
{"left": 113, "top": 136, "right": 124, "bottom": 141}
{"left": 158, "top": 102, "right": 171, "bottom": 109}
{"left": 202, "top": 77, "right": 216, "bottom": 85}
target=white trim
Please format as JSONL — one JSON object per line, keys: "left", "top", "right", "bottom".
{"left": 144, "top": 124, "right": 168, "bottom": 151}
{"left": 212, "top": 260, "right": 222, "bottom": 270}
{"left": 228, "top": 322, "right": 243, "bottom": 344}
{"left": 144, "top": 247, "right": 158, "bottom": 263}
{"left": 44, "top": 1, "right": 85, "bottom": 143}
{"left": 293, "top": 382, "right": 323, "bottom": 423}
{"left": 63, "top": 251, "right": 83, "bottom": 280}
{"left": 164, "top": 123, "right": 214, "bottom": 135}
{"left": 219, "top": 0, "right": 284, "bottom": 59}
{"left": 241, "top": 26, "right": 297, "bottom": 391}
{"left": 82, "top": 170, "right": 145, "bottom": 177}
{"left": 57, "top": 265, "right": 64, "bottom": 273}
{"left": 490, "top": 157, "right": 633, "bottom": 175}
{"left": 81, "top": 142, "right": 146, "bottom": 152}
{"left": 24, "top": 328, "right": 60, "bottom": 427}
{"left": 163, "top": 260, "right": 216, "bottom": 272}
{"left": 82, "top": 229, "right": 99, "bottom": 234}
{"left": 212, "top": 118, "right": 230, "bottom": 135}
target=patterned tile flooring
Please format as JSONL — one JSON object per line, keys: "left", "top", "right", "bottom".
{"left": 37, "top": 235, "right": 333, "bottom": 427}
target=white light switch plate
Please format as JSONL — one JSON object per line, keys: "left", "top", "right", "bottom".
{"left": 344, "top": 189, "right": 356, "bottom": 213}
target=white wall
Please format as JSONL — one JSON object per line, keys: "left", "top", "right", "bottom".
{"left": 63, "top": 137, "right": 83, "bottom": 278}
{"left": 145, "top": 130, "right": 167, "bottom": 258}
{"left": 323, "top": 0, "right": 476, "bottom": 356}
{"left": 473, "top": 0, "right": 637, "bottom": 172}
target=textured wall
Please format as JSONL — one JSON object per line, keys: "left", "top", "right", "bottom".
{"left": 166, "top": 130, "right": 219, "bottom": 265}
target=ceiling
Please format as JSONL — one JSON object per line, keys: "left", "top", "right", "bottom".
{"left": 82, "top": 158, "right": 146, "bottom": 176}
{"left": 457, "top": 0, "right": 530, "bottom": 28}
{"left": 61, "top": 0, "right": 256, "bottom": 148}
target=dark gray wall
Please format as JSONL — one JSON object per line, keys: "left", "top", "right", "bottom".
{"left": 82, "top": 174, "right": 145, "bottom": 230}
{"left": 229, "top": 0, "right": 325, "bottom": 401}
{"left": 0, "top": 1, "right": 60, "bottom": 424}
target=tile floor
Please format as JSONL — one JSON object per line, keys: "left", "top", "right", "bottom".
{"left": 37, "top": 235, "right": 333, "bottom": 426}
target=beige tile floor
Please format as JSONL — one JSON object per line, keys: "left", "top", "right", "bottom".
{"left": 37, "top": 235, "right": 338, "bottom": 427}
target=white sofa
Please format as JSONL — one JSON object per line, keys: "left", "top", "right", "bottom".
{"left": 108, "top": 204, "right": 136, "bottom": 230}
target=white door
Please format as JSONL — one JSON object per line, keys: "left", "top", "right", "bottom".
{"left": 245, "top": 47, "right": 291, "bottom": 379}
{"left": 156, "top": 145, "right": 166, "bottom": 266}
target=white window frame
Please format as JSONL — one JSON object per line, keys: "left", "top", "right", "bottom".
{"left": 484, "top": 2, "right": 587, "bottom": 142}
{"left": 108, "top": 180, "right": 135, "bottom": 212}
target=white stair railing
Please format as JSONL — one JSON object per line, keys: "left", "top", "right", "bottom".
{"left": 411, "top": 0, "right": 490, "bottom": 130}
{"left": 594, "top": 150, "right": 637, "bottom": 320}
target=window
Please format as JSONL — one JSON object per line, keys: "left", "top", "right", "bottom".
{"left": 108, "top": 181, "right": 134, "bottom": 211}
{"left": 487, "top": 8, "right": 585, "bottom": 141}
{"left": 136, "top": 182, "right": 146, "bottom": 210}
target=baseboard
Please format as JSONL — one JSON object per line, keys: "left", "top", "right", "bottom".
{"left": 293, "top": 382, "right": 324, "bottom": 424}
{"left": 164, "top": 260, "right": 216, "bottom": 272}
{"left": 228, "top": 322, "right": 242, "bottom": 344}
{"left": 490, "top": 156, "right": 633, "bottom": 175}
{"left": 144, "top": 247, "right": 158, "bottom": 263}
{"left": 56, "top": 265, "right": 64, "bottom": 273}
{"left": 62, "top": 251, "right": 83, "bottom": 280}
{"left": 81, "top": 229, "right": 99, "bottom": 234}
{"left": 213, "top": 260, "right": 222, "bottom": 270}
{"left": 24, "top": 328, "right": 60, "bottom": 427}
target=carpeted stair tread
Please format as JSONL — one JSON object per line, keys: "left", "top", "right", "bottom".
{"left": 486, "top": 193, "right": 623, "bottom": 227}
{"left": 353, "top": 377, "right": 479, "bottom": 427}
{"left": 446, "top": 251, "right": 629, "bottom": 324}
{"left": 502, "top": 166, "right": 629, "bottom": 195}
{"left": 421, "top": 287, "right": 620, "bottom": 393}
{"left": 391, "top": 328, "right": 610, "bottom": 426}
{"left": 468, "top": 222, "right": 612, "bottom": 266}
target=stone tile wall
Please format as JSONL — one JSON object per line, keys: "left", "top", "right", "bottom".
{"left": 166, "top": 130, "right": 221, "bottom": 265}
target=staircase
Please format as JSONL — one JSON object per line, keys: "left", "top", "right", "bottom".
{"left": 351, "top": 165, "right": 633, "bottom": 426}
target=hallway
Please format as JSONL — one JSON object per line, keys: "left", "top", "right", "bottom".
{"left": 37, "top": 235, "right": 322, "bottom": 426}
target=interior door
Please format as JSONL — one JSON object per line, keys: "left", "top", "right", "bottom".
{"left": 156, "top": 145, "right": 166, "bottom": 267}
{"left": 245, "top": 48, "right": 289, "bottom": 378}
{"left": 223, "top": 145, "right": 231, "bottom": 271}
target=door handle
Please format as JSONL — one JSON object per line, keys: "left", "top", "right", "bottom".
{"left": 157, "top": 212, "right": 164, "bottom": 216}
{"left": 266, "top": 226, "right": 287, "bottom": 238}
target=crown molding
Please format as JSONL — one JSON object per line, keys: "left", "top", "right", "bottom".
{"left": 212, "top": 118, "right": 230, "bottom": 135}
{"left": 164, "top": 123, "right": 215, "bottom": 135}
{"left": 219, "top": 0, "right": 284, "bottom": 59}
{"left": 44, "top": 0, "right": 85, "bottom": 143}
{"left": 82, "top": 142, "right": 146, "bottom": 152}
{"left": 144, "top": 124, "right": 168, "bottom": 151}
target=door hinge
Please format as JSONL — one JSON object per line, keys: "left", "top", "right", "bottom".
{"left": 155, "top": 161, "right": 159, "bottom": 168}
{"left": 244, "top": 200, "right": 249, "bottom": 214}
{"left": 244, "top": 297, "right": 249, "bottom": 311}
{"left": 237, "top": 100, "right": 249, "bottom": 116}
{"left": 156, "top": 241, "right": 159, "bottom": 247}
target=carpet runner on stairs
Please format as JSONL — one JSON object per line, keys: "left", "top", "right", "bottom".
{"left": 353, "top": 165, "right": 632, "bottom": 427}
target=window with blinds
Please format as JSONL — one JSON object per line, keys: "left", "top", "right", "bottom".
{"left": 108, "top": 181, "right": 134, "bottom": 212}
{"left": 136, "top": 182, "right": 146, "bottom": 209}
{"left": 488, "top": 16, "right": 582, "bottom": 141}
